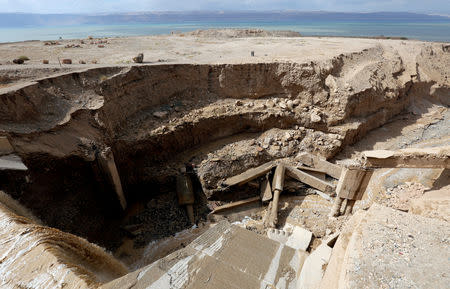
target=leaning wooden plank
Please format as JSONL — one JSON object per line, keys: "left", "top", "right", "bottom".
{"left": 313, "top": 158, "right": 342, "bottom": 179}
{"left": 223, "top": 161, "right": 275, "bottom": 187}
{"left": 286, "top": 166, "right": 335, "bottom": 193}
{"left": 362, "top": 146, "right": 450, "bottom": 168}
{"left": 210, "top": 196, "right": 260, "bottom": 214}
{"left": 97, "top": 147, "right": 127, "bottom": 210}
{"left": 296, "top": 152, "right": 342, "bottom": 179}
{"left": 260, "top": 178, "right": 272, "bottom": 202}
{"left": 335, "top": 167, "right": 367, "bottom": 200}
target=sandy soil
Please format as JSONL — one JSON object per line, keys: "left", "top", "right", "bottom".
{"left": 1, "top": 33, "right": 441, "bottom": 88}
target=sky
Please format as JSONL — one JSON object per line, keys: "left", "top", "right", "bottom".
{"left": 0, "top": 0, "right": 449, "bottom": 14}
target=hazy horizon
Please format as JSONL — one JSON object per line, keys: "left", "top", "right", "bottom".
{"left": 1, "top": 0, "right": 449, "bottom": 14}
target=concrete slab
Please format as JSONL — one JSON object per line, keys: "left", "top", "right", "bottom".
{"left": 103, "top": 221, "right": 309, "bottom": 289}
{"left": 0, "top": 154, "right": 27, "bottom": 171}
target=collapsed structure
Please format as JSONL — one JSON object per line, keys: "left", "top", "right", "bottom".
{"left": 0, "top": 35, "right": 449, "bottom": 288}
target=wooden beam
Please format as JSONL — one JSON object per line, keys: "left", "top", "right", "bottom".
{"left": 260, "top": 178, "right": 272, "bottom": 202}
{"left": 362, "top": 146, "right": 450, "bottom": 169}
{"left": 222, "top": 161, "right": 276, "bottom": 187}
{"left": 297, "top": 166, "right": 326, "bottom": 180}
{"left": 285, "top": 166, "right": 335, "bottom": 193}
{"left": 296, "top": 152, "right": 342, "bottom": 179}
{"left": 210, "top": 197, "right": 260, "bottom": 214}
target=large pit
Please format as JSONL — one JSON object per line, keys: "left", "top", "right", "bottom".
{"left": 0, "top": 40, "right": 449, "bottom": 281}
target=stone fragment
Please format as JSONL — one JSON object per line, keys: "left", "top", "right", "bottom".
{"left": 286, "top": 100, "right": 294, "bottom": 110}
{"left": 133, "top": 53, "right": 144, "bottom": 63}
{"left": 61, "top": 59, "right": 72, "bottom": 64}
{"left": 310, "top": 112, "right": 321, "bottom": 123}
{"left": 153, "top": 111, "right": 169, "bottom": 118}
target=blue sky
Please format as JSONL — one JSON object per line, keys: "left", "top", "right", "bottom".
{"left": 0, "top": 0, "right": 449, "bottom": 14}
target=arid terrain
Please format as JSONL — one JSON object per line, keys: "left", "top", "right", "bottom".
{"left": 0, "top": 30, "right": 448, "bottom": 288}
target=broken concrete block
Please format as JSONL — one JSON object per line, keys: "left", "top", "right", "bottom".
{"left": 268, "top": 226, "right": 312, "bottom": 251}
{"left": 286, "top": 166, "right": 335, "bottom": 193}
{"left": 285, "top": 226, "right": 312, "bottom": 251}
{"left": 223, "top": 161, "right": 275, "bottom": 187}
{"left": 267, "top": 228, "right": 290, "bottom": 244}
{"left": 297, "top": 242, "right": 333, "bottom": 289}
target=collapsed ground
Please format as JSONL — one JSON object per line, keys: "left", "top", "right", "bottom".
{"left": 0, "top": 37, "right": 449, "bottom": 272}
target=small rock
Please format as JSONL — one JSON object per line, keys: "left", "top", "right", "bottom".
{"left": 279, "top": 102, "right": 287, "bottom": 109}
{"left": 235, "top": 100, "right": 243, "bottom": 106}
{"left": 256, "top": 146, "right": 264, "bottom": 152}
{"left": 286, "top": 100, "right": 294, "bottom": 110}
{"left": 91, "top": 60, "right": 98, "bottom": 64}
{"left": 266, "top": 100, "right": 275, "bottom": 108}
{"left": 97, "top": 45, "right": 105, "bottom": 48}
{"left": 61, "top": 59, "right": 72, "bottom": 64}
{"left": 12, "top": 59, "right": 24, "bottom": 64}
{"left": 310, "top": 112, "right": 321, "bottom": 123}
{"left": 42, "top": 60, "right": 49, "bottom": 64}
{"left": 293, "top": 99, "right": 300, "bottom": 106}
{"left": 133, "top": 53, "right": 144, "bottom": 63}
{"left": 245, "top": 102, "right": 254, "bottom": 108}
{"left": 153, "top": 111, "right": 169, "bottom": 118}
{"left": 79, "top": 60, "right": 86, "bottom": 64}
{"left": 263, "top": 136, "right": 273, "bottom": 145}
